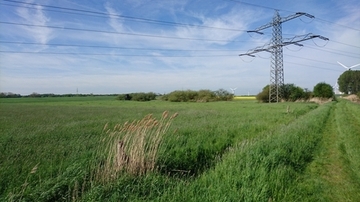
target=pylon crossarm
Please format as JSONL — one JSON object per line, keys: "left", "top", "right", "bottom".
{"left": 283, "top": 34, "right": 329, "bottom": 45}
{"left": 239, "top": 33, "right": 329, "bottom": 57}
{"left": 248, "top": 12, "right": 314, "bottom": 34}
{"left": 239, "top": 42, "right": 273, "bottom": 57}
{"left": 280, "top": 12, "right": 314, "bottom": 24}
{"left": 247, "top": 30, "right": 264, "bottom": 35}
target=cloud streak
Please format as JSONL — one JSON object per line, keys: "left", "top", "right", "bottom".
{"left": 0, "top": 0, "right": 359, "bottom": 95}
{"left": 16, "top": 0, "right": 53, "bottom": 44}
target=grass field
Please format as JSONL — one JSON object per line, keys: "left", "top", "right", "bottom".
{"left": 0, "top": 97, "right": 359, "bottom": 201}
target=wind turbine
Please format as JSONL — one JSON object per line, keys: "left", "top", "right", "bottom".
{"left": 337, "top": 61, "right": 360, "bottom": 71}
{"left": 332, "top": 82, "right": 339, "bottom": 94}
{"left": 230, "top": 87, "right": 237, "bottom": 95}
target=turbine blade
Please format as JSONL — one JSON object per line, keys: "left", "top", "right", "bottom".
{"left": 337, "top": 61, "right": 349, "bottom": 69}
{"left": 349, "top": 63, "right": 360, "bottom": 69}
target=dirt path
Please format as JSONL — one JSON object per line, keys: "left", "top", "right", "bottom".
{"left": 315, "top": 101, "right": 360, "bottom": 201}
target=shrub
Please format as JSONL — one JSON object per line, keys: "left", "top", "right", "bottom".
{"left": 163, "top": 89, "right": 231, "bottom": 102}
{"left": 288, "top": 86, "right": 305, "bottom": 101}
{"left": 313, "top": 82, "right": 334, "bottom": 99}
{"left": 256, "top": 85, "right": 270, "bottom": 103}
{"left": 214, "top": 89, "right": 233, "bottom": 101}
{"left": 257, "top": 84, "right": 310, "bottom": 102}
{"left": 0, "top": 92, "right": 21, "bottom": 98}
{"left": 166, "top": 90, "right": 192, "bottom": 102}
{"left": 197, "top": 89, "right": 216, "bottom": 102}
{"left": 117, "top": 92, "right": 157, "bottom": 101}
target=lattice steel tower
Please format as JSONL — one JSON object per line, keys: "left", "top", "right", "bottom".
{"left": 270, "top": 11, "right": 284, "bottom": 103}
{"left": 240, "top": 10, "right": 328, "bottom": 102}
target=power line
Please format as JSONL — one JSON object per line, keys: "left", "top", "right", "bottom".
{"left": 1, "top": 1, "right": 358, "bottom": 65}
{"left": 0, "top": 21, "right": 246, "bottom": 43}
{"left": 1, "top": 46, "right": 355, "bottom": 66}
{"left": 0, "top": 41, "right": 245, "bottom": 52}
{"left": 2, "top": 1, "right": 358, "bottom": 47}
{"left": 302, "top": 44, "right": 360, "bottom": 59}
{"left": 284, "top": 54, "right": 344, "bottom": 66}
{"left": 224, "top": 0, "right": 294, "bottom": 13}
{"left": 0, "top": 0, "right": 247, "bottom": 32}
{"left": 2, "top": 40, "right": 359, "bottom": 60}
{"left": 0, "top": 50, "right": 237, "bottom": 57}
{"left": 329, "top": 40, "right": 360, "bottom": 49}
{"left": 226, "top": 0, "right": 360, "bottom": 32}
{"left": 285, "top": 61, "right": 343, "bottom": 72}
{"left": 0, "top": 50, "right": 345, "bottom": 72}
{"left": 315, "top": 18, "right": 360, "bottom": 32}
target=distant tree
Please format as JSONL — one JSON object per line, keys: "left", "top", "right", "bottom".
{"left": 256, "top": 85, "right": 270, "bottom": 103}
{"left": 163, "top": 89, "right": 231, "bottom": 102}
{"left": 303, "top": 88, "right": 312, "bottom": 100}
{"left": 214, "top": 88, "right": 233, "bottom": 101}
{"left": 197, "top": 89, "right": 216, "bottom": 102}
{"left": 313, "top": 82, "right": 334, "bottom": 98}
{"left": 281, "top": 84, "right": 305, "bottom": 101}
{"left": 0, "top": 92, "right": 21, "bottom": 98}
{"left": 117, "top": 92, "right": 157, "bottom": 101}
{"left": 257, "top": 84, "right": 308, "bottom": 102}
{"left": 29, "top": 92, "right": 41, "bottom": 98}
{"left": 338, "top": 70, "right": 360, "bottom": 94}
{"left": 167, "top": 90, "right": 191, "bottom": 102}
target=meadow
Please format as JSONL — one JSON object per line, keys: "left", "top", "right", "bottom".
{"left": 0, "top": 96, "right": 359, "bottom": 201}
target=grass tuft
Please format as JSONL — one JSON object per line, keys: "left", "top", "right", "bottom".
{"left": 95, "top": 111, "right": 178, "bottom": 182}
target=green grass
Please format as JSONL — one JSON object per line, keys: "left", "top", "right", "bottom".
{"left": 1, "top": 96, "right": 359, "bottom": 201}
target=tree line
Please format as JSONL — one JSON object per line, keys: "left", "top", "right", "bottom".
{"left": 256, "top": 82, "right": 335, "bottom": 103}
{"left": 117, "top": 89, "right": 234, "bottom": 102}
{"left": 0, "top": 92, "right": 119, "bottom": 98}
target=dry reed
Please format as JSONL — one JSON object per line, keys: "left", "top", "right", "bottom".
{"left": 96, "top": 111, "right": 178, "bottom": 182}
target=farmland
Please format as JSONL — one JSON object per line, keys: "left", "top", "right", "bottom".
{"left": 0, "top": 97, "right": 359, "bottom": 201}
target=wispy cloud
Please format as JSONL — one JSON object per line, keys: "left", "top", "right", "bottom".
{"left": 104, "top": 2, "right": 127, "bottom": 32}
{"left": 16, "top": 0, "right": 53, "bottom": 44}
{"left": 1, "top": 0, "right": 358, "bottom": 95}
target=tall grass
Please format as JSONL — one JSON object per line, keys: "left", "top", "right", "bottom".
{"left": 157, "top": 102, "right": 334, "bottom": 201}
{"left": 0, "top": 97, "right": 323, "bottom": 201}
{"left": 333, "top": 100, "right": 360, "bottom": 199}
{"left": 95, "top": 111, "right": 178, "bottom": 182}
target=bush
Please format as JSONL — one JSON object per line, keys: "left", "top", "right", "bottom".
{"left": 313, "top": 82, "right": 334, "bottom": 99}
{"left": 197, "top": 89, "right": 216, "bottom": 102}
{"left": 0, "top": 92, "right": 21, "bottom": 98}
{"left": 214, "top": 89, "right": 233, "bottom": 101}
{"left": 166, "top": 90, "right": 194, "bottom": 102}
{"left": 163, "top": 89, "right": 232, "bottom": 102}
{"left": 256, "top": 85, "right": 270, "bottom": 103}
{"left": 117, "top": 92, "right": 157, "bottom": 101}
{"left": 257, "top": 84, "right": 310, "bottom": 102}
{"left": 282, "top": 84, "right": 307, "bottom": 101}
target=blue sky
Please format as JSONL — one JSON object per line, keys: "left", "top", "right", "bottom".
{"left": 0, "top": 0, "right": 359, "bottom": 95}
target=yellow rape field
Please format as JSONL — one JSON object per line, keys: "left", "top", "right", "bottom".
{"left": 233, "top": 96, "right": 256, "bottom": 100}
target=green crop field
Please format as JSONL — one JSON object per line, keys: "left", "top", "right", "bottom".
{"left": 0, "top": 97, "right": 359, "bottom": 201}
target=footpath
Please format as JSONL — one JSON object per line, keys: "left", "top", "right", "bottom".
{"left": 307, "top": 100, "right": 360, "bottom": 201}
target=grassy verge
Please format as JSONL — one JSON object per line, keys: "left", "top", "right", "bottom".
{"left": 155, "top": 101, "right": 333, "bottom": 201}
{"left": 330, "top": 100, "right": 360, "bottom": 200}
{"left": 0, "top": 97, "right": 323, "bottom": 201}
{"left": 293, "top": 99, "right": 360, "bottom": 201}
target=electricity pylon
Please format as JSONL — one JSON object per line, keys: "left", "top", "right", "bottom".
{"left": 239, "top": 11, "right": 328, "bottom": 103}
